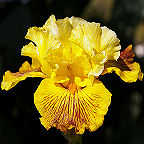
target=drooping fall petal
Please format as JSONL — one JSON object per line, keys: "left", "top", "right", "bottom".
{"left": 34, "top": 78, "right": 111, "bottom": 134}
{"left": 103, "top": 45, "right": 143, "bottom": 82}
{"left": 1, "top": 61, "right": 47, "bottom": 91}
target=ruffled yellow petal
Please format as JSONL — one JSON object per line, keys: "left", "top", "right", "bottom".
{"left": 43, "top": 15, "right": 58, "bottom": 37}
{"left": 68, "top": 16, "right": 87, "bottom": 28}
{"left": 69, "top": 22, "right": 120, "bottom": 77}
{"left": 25, "top": 26, "right": 60, "bottom": 76}
{"left": 21, "top": 42, "right": 38, "bottom": 59}
{"left": 74, "top": 75, "right": 94, "bottom": 87}
{"left": 71, "top": 54, "right": 91, "bottom": 77}
{"left": 56, "top": 17, "right": 72, "bottom": 41}
{"left": 25, "top": 27, "right": 60, "bottom": 57}
{"left": 44, "top": 15, "right": 72, "bottom": 41}
{"left": 51, "top": 41, "right": 83, "bottom": 64}
{"left": 34, "top": 78, "right": 111, "bottom": 134}
{"left": 89, "top": 51, "right": 107, "bottom": 76}
{"left": 105, "top": 61, "right": 143, "bottom": 82}
{"left": 51, "top": 70, "right": 69, "bottom": 84}
{"left": 69, "top": 22, "right": 101, "bottom": 56}
{"left": 1, "top": 61, "right": 47, "bottom": 91}
{"left": 100, "top": 26, "right": 121, "bottom": 60}
{"left": 104, "top": 45, "right": 143, "bottom": 82}
{"left": 21, "top": 42, "right": 41, "bottom": 69}
{"left": 62, "top": 42, "right": 83, "bottom": 62}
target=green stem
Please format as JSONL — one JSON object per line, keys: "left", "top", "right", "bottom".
{"left": 61, "top": 128, "right": 82, "bottom": 144}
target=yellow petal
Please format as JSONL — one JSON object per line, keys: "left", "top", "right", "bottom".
{"left": 25, "top": 26, "right": 60, "bottom": 57}
{"left": 44, "top": 15, "right": 72, "bottom": 41}
{"left": 104, "top": 45, "right": 143, "bottom": 82}
{"left": 1, "top": 61, "right": 47, "bottom": 91}
{"left": 25, "top": 27, "right": 44, "bottom": 49}
{"left": 71, "top": 54, "right": 91, "bottom": 77}
{"left": 68, "top": 16, "right": 86, "bottom": 28}
{"left": 51, "top": 70, "right": 69, "bottom": 84}
{"left": 76, "top": 80, "right": 111, "bottom": 133}
{"left": 56, "top": 17, "right": 72, "bottom": 40}
{"left": 61, "top": 41, "right": 83, "bottom": 62}
{"left": 25, "top": 26, "right": 60, "bottom": 76}
{"left": 43, "top": 15, "right": 59, "bottom": 38}
{"left": 106, "top": 62, "right": 143, "bottom": 82}
{"left": 100, "top": 26, "right": 121, "bottom": 60}
{"left": 21, "top": 42, "right": 39, "bottom": 59}
{"left": 89, "top": 63, "right": 104, "bottom": 76}
{"left": 69, "top": 22, "right": 101, "bottom": 56}
{"left": 89, "top": 51, "right": 107, "bottom": 76}
{"left": 74, "top": 75, "right": 94, "bottom": 87}
{"left": 21, "top": 42, "right": 41, "bottom": 69}
{"left": 34, "top": 78, "right": 111, "bottom": 134}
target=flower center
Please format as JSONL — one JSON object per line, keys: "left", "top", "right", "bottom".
{"left": 67, "top": 83, "right": 77, "bottom": 94}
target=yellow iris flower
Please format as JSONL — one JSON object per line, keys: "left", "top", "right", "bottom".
{"left": 1, "top": 15, "right": 143, "bottom": 134}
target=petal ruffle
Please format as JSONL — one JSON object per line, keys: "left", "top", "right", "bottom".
{"left": 103, "top": 45, "right": 143, "bottom": 82}
{"left": 69, "top": 22, "right": 101, "bottom": 56}
{"left": 34, "top": 78, "right": 111, "bottom": 134}
{"left": 25, "top": 26, "right": 60, "bottom": 76}
{"left": 100, "top": 26, "right": 121, "bottom": 60}
{"left": 44, "top": 15, "right": 72, "bottom": 41}
{"left": 1, "top": 61, "right": 47, "bottom": 91}
{"left": 68, "top": 16, "right": 87, "bottom": 28}
{"left": 21, "top": 42, "right": 41, "bottom": 69}
{"left": 89, "top": 51, "right": 107, "bottom": 76}
{"left": 105, "top": 62, "right": 143, "bottom": 82}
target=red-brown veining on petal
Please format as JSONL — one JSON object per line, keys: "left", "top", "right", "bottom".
{"left": 11, "top": 69, "right": 42, "bottom": 77}
{"left": 120, "top": 44, "right": 135, "bottom": 64}
{"left": 120, "top": 45, "right": 136, "bottom": 70}
{"left": 12, "top": 72, "right": 25, "bottom": 77}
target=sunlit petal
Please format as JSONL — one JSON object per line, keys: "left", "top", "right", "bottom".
{"left": 34, "top": 78, "right": 111, "bottom": 134}
{"left": 1, "top": 61, "right": 47, "bottom": 91}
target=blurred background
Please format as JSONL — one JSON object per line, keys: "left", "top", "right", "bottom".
{"left": 0, "top": 0, "right": 144, "bottom": 143}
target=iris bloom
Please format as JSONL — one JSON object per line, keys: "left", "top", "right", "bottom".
{"left": 1, "top": 15, "right": 143, "bottom": 134}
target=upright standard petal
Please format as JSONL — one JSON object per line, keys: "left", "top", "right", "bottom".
{"left": 100, "top": 26, "right": 121, "bottom": 60}
{"left": 69, "top": 22, "right": 107, "bottom": 76}
{"left": 68, "top": 16, "right": 87, "bottom": 28}
{"left": 1, "top": 61, "right": 47, "bottom": 91}
{"left": 25, "top": 26, "right": 60, "bottom": 76}
{"left": 44, "top": 15, "right": 72, "bottom": 41}
{"left": 69, "top": 22, "right": 101, "bottom": 56}
{"left": 34, "top": 78, "right": 111, "bottom": 134}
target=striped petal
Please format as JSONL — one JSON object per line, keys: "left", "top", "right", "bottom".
{"left": 103, "top": 45, "right": 143, "bottom": 82}
{"left": 34, "top": 78, "right": 111, "bottom": 134}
